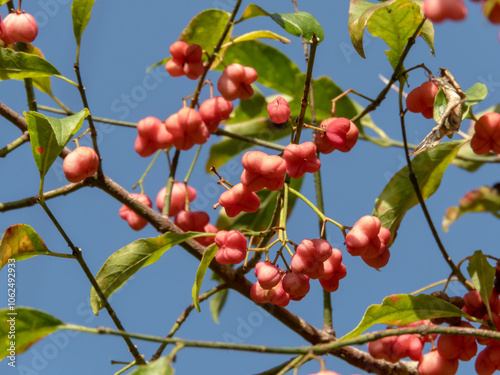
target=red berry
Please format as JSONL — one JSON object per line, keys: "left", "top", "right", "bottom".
{"left": 197, "top": 223, "right": 218, "bottom": 247}
{"left": 218, "top": 183, "right": 261, "bottom": 217}
{"left": 284, "top": 142, "right": 321, "bottom": 179}
{"left": 217, "top": 63, "right": 258, "bottom": 101}
{"left": 484, "top": 0, "right": 500, "bottom": 23}
{"left": 437, "top": 321, "right": 477, "bottom": 361}
{"left": 134, "top": 116, "right": 173, "bottom": 157}
{"left": 406, "top": 81, "right": 439, "bottom": 119}
{"left": 240, "top": 151, "right": 286, "bottom": 192}
{"left": 319, "top": 249, "right": 347, "bottom": 292}
{"left": 476, "top": 345, "right": 500, "bottom": 375}
{"left": 296, "top": 239, "right": 333, "bottom": 262}
{"left": 62, "top": 146, "right": 99, "bottom": 183}
{"left": 321, "top": 117, "right": 359, "bottom": 153}
{"left": 423, "top": 0, "right": 468, "bottom": 23}
{"left": 267, "top": 97, "right": 291, "bottom": 124}
{"left": 199, "top": 97, "right": 233, "bottom": 133}
{"left": 290, "top": 252, "right": 324, "bottom": 279}
{"left": 214, "top": 230, "right": 247, "bottom": 265}
{"left": 309, "top": 371, "right": 341, "bottom": 375}
{"left": 470, "top": 112, "right": 500, "bottom": 155}
{"left": 155, "top": 182, "right": 197, "bottom": 217}
{"left": 282, "top": 272, "right": 310, "bottom": 300}
{"left": 250, "top": 280, "right": 290, "bottom": 306}
{"left": 255, "top": 261, "right": 281, "bottom": 289}
{"left": 165, "top": 107, "right": 210, "bottom": 151}
{"left": 174, "top": 210, "right": 210, "bottom": 233}
{"left": 165, "top": 41, "right": 204, "bottom": 80}
{"left": 0, "top": 12, "right": 38, "bottom": 44}
{"left": 119, "top": 194, "right": 152, "bottom": 231}
{"left": 417, "top": 350, "right": 459, "bottom": 375}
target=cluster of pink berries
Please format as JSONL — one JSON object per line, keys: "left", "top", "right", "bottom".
{"left": 0, "top": 11, "right": 38, "bottom": 45}
{"left": 345, "top": 215, "right": 391, "bottom": 268}
{"left": 249, "top": 240, "right": 347, "bottom": 307}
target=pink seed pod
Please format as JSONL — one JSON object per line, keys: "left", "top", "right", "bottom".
{"left": 0, "top": 12, "right": 38, "bottom": 44}
{"left": 267, "top": 97, "right": 290, "bottom": 124}
{"left": 119, "top": 194, "right": 152, "bottom": 231}
{"left": 214, "top": 230, "right": 247, "bottom": 265}
{"left": 254, "top": 261, "right": 281, "bottom": 290}
{"left": 62, "top": 147, "right": 99, "bottom": 183}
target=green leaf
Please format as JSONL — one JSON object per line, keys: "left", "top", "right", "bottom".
{"left": 179, "top": 9, "right": 231, "bottom": 55}
{"left": 26, "top": 109, "right": 89, "bottom": 179}
{"left": 217, "top": 176, "right": 303, "bottom": 231}
{"left": 373, "top": 141, "right": 464, "bottom": 246}
{"left": 348, "top": 0, "right": 432, "bottom": 61}
{"left": 0, "top": 0, "right": 10, "bottom": 5}
{"left": 71, "top": 0, "right": 96, "bottom": 52}
{"left": 22, "top": 44, "right": 53, "bottom": 96}
{"left": 433, "top": 88, "right": 447, "bottom": 122}
{"left": 0, "top": 224, "right": 52, "bottom": 270}
{"left": 340, "top": 294, "right": 476, "bottom": 341}
{"left": 192, "top": 243, "right": 218, "bottom": 312}
{"left": 0, "top": 48, "right": 62, "bottom": 81}
{"left": 210, "top": 273, "right": 229, "bottom": 324}
{"left": 226, "top": 31, "right": 291, "bottom": 45}
{"left": 90, "top": 232, "right": 209, "bottom": 315}
{"left": 237, "top": 5, "right": 324, "bottom": 43}
{"left": 129, "top": 356, "right": 174, "bottom": 375}
{"left": 443, "top": 185, "right": 500, "bottom": 231}
{"left": 224, "top": 88, "right": 269, "bottom": 124}
{"left": 207, "top": 117, "right": 289, "bottom": 172}
{"left": 463, "top": 83, "right": 488, "bottom": 119}
{"left": 468, "top": 250, "right": 496, "bottom": 320}
{"left": 218, "top": 40, "right": 302, "bottom": 96}
{"left": 366, "top": 0, "right": 422, "bottom": 69}
{"left": 451, "top": 142, "right": 486, "bottom": 172}
{"left": 0, "top": 307, "right": 65, "bottom": 359}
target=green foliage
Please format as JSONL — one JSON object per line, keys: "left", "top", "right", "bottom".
{"left": 129, "top": 356, "right": 174, "bottom": 375}
{"left": 90, "top": 232, "right": 210, "bottom": 315}
{"left": 237, "top": 5, "right": 324, "bottom": 43}
{"left": 25, "top": 109, "right": 89, "bottom": 186}
{"left": 373, "top": 141, "right": 464, "bottom": 246}
{"left": 348, "top": 0, "right": 434, "bottom": 67}
{"left": 192, "top": 243, "right": 218, "bottom": 312}
{"left": 72, "top": 0, "right": 96, "bottom": 58}
{"left": 0, "top": 224, "right": 52, "bottom": 270}
{"left": 0, "top": 48, "right": 61, "bottom": 80}
{"left": 225, "top": 30, "right": 291, "bottom": 46}
{"left": 468, "top": 250, "right": 496, "bottom": 320}
{"left": 340, "top": 294, "right": 477, "bottom": 341}
{"left": 0, "top": 307, "right": 64, "bottom": 359}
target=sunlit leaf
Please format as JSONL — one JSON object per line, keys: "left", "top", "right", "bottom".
{"left": 25, "top": 109, "right": 89, "bottom": 179}
{"left": 0, "top": 307, "right": 65, "bottom": 359}
{"left": 225, "top": 30, "right": 291, "bottom": 46}
{"left": 340, "top": 294, "right": 477, "bottom": 341}
{"left": 373, "top": 141, "right": 464, "bottom": 246}
{"left": 468, "top": 250, "right": 496, "bottom": 320}
{"left": 90, "top": 232, "right": 209, "bottom": 315}
{"left": 0, "top": 224, "right": 52, "bottom": 270}
{"left": 366, "top": 0, "right": 422, "bottom": 69}
{"left": 237, "top": 5, "right": 324, "bottom": 43}
{"left": 129, "top": 356, "right": 174, "bottom": 375}
{"left": 443, "top": 185, "right": 500, "bottom": 231}
{"left": 348, "top": 0, "right": 433, "bottom": 61}
{"left": 179, "top": 9, "right": 231, "bottom": 55}
{"left": 72, "top": 0, "right": 96, "bottom": 52}
{"left": 0, "top": 48, "right": 62, "bottom": 81}
{"left": 192, "top": 243, "right": 218, "bottom": 312}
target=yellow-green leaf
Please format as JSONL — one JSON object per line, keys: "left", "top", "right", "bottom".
{"left": 0, "top": 224, "right": 52, "bottom": 270}
{"left": 192, "top": 243, "right": 218, "bottom": 312}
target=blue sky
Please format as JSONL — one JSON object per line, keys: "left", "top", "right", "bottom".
{"left": 2, "top": 1, "right": 500, "bottom": 374}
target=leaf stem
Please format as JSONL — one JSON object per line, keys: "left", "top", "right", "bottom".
{"left": 214, "top": 127, "right": 286, "bottom": 151}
